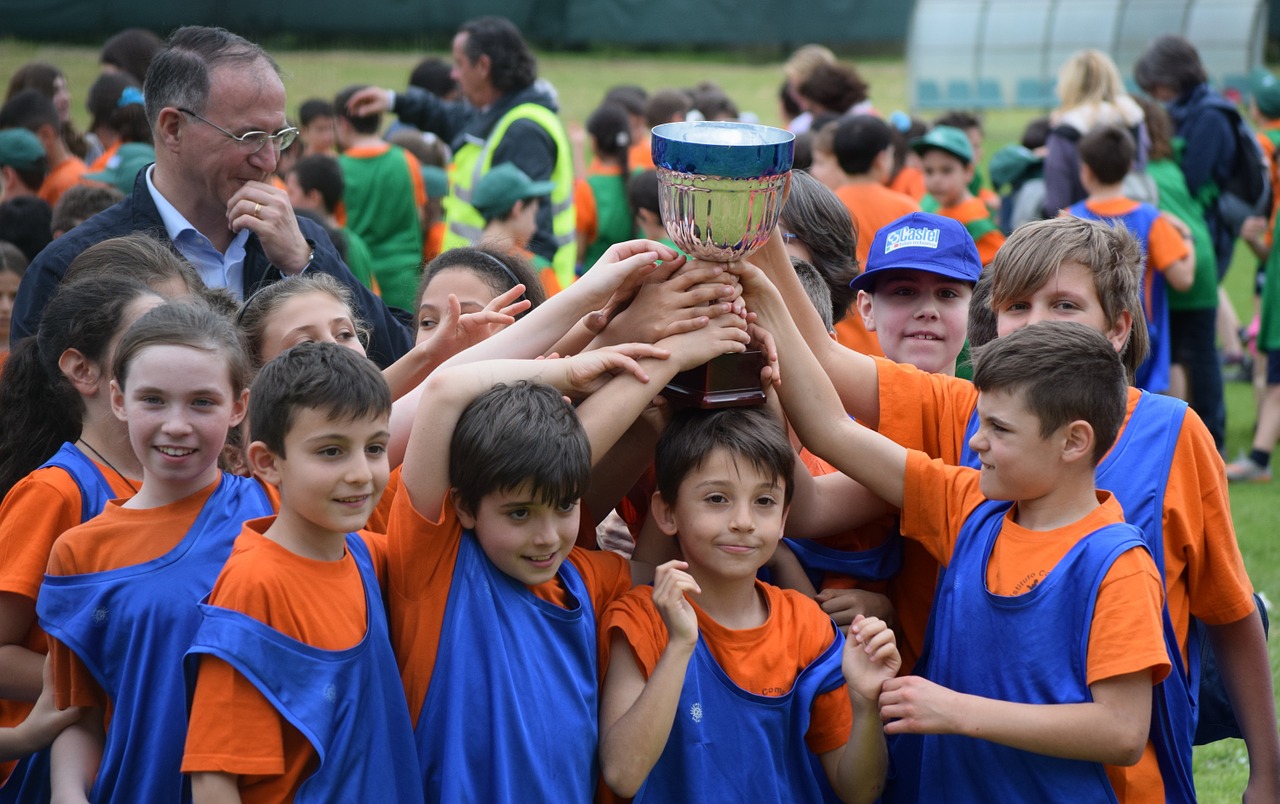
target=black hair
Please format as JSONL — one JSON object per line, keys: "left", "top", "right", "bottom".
{"left": 1078, "top": 124, "right": 1135, "bottom": 186}
{"left": 0, "top": 88, "right": 59, "bottom": 133}
{"left": 100, "top": 28, "right": 163, "bottom": 84}
{"left": 1020, "top": 117, "right": 1051, "bottom": 151}
{"left": 627, "top": 169, "right": 661, "bottom": 217}
{"left": 587, "top": 102, "right": 631, "bottom": 174}
{"left": 249, "top": 341, "right": 391, "bottom": 457}
{"left": 0, "top": 157, "right": 49, "bottom": 199}
{"left": 645, "top": 88, "right": 692, "bottom": 129}
{"left": 450, "top": 381, "right": 590, "bottom": 516}
{"left": 298, "top": 98, "right": 333, "bottom": 127}
{"left": 604, "top": 84, "right": 647, "bottom": 117}
{"left": 0, "top": 197, "right": 53, "bottom": 264}
{"left": 290, "top": 153, "right": 344, "bottom": 215}
{"left": 416, "top": 246, "right": 544, "bottom": 316}
{"left": 1134, "top": 35, "right": 1207, "bottom": 96}
{"left": 334, "top": 85, "right": 379, "bottom": 135}
{"left": 655, "top": 407, "right": 795, "bottom": 506}
{"left": 832, "top": 114, "right": 893, "bottom": 176}
{"left": 409, "top": 57, "right": 457, "bottom": 97}
{"left": 459, "top": 16, "right": 537, "bottom": 96}
{"left": 935, "top": 110, "right": 982, "bottom": 133}
{"left": 0, "top": 277, "right": 160, "bottom": 497}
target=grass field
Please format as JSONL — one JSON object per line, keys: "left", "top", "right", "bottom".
{"left": 3, "top": 39, "right": 1277, "bottom": 801}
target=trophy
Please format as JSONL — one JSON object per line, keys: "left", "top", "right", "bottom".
{"left": 651, "top": 120, "right": 794, "bottom": 408}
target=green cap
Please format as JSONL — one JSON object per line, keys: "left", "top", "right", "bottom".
{"left": 0, "top": 128, "right": 45, "bottom": 170}
{"left": 472, "top": 162, "right": 555, "bottom": 220}
{"left": 83, "top": 142, "right": 155, "bottom": 195}
{"left": 910, "top": 125, "right": 973, "bottom": 165}
{"left": 988, "top": 144, "right": 1042, "bottom": 190}
{"left": 1251, "top": 68, "right": 1280, "bottom": 119}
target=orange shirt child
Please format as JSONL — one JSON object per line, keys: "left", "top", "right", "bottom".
{"left": 38, "top": 156, "right": 88, "bottom": 208}
{"left": 935, "top": 197, "right": 1005, "bottom": 266}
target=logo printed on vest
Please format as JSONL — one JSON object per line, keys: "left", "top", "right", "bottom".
{"left": 885, "top": 226, "right": 940, "bottom": 253}
{"left": 92, "top": 606, "right": 108, "bottom": 625}
{"left": 689, "top": 701, "right": 703, "bottom": 724}
{"left": 323, "top": 683, "right": 338, "bottom": 704}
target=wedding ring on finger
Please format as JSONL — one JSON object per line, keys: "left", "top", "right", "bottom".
{"left": 253, "top": 202, "right": 262, "bottom": 218}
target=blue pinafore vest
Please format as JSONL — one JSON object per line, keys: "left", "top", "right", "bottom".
{"left": 633, "top": 616, "right": 847, "bottom": 804}
{"left": 783, "top": 533, "right": 903, "bottom": 589}
{"left": 919, "top": 500, "right": 1146, "bottom": 801}
{"left": 185, "top": 533, "right": 423, "bottom": 803}
{"left": 36, "top": 474, "right": 272, "bottom": 804}
{"left": 417, "top": 532, "right": 599, "bottom": 802}
{"left": 951, "top": 391, "right": 1194, "bottom": 802}
{"left": 1068, "top": 201, "right": 1171, "bottom": 392}
{"left": 0, "top": 444, "right": 117, "bottom": 804}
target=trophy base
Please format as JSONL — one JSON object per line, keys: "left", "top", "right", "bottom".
{"left": 661, "top": 350, "right": 768, "bottom": 409}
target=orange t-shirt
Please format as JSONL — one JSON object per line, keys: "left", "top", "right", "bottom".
{"left": 365, "top": 464, "right": 401, "bottom": 534}
{"left": 888, "top": 166, "right": 926, "bottom": 202}
{"left": 182, "top": 520, "right": 389, "bottom": 801}
{"left": 384, "top": 491, "right": 632, "bottom": 728}
{"left": 901, "top": 451, "right": 1170, "bottom": 803}
{"left": 0, "top": 456, "right": 136, "bottom": 781}
{"left": 85, "top": 141, "right": 119, "bottom": 174}
{"left": 601, "top": 581, "right": 853, "bottom": 756}
{"left": 38, "top": 156, "right": 88, "bottom": 207}
{"left": 936, "top": 196, "right": 1005, "bottom": 266}
{"left": 423, "top": 220, "right": 446, "bottom": 263}
{"left": 629, "top": 140, "right": 655, "bottom": 172}
{"left": 575, "top": 175, "right": 599, "bottom": 250}
{"left": 875, "top": 361, "right": 1258, "bottom": 661}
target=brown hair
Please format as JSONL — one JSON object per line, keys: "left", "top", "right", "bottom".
{"left": 236, "top": 272, "right": 366, "bottom": 366}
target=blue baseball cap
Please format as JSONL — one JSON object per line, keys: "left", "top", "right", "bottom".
{"left": 851, "top": 211, "right": 983, "bottom": 294}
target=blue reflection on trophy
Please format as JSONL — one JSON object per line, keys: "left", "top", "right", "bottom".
{"left": 652, "top": 121, "right": 794, "bottom": 408}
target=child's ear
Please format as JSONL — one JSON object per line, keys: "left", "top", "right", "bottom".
{"left": 451, "top": 488, "right": 478, "bottom": 529}
{"left": 1105, "top": 309, "right": 1134, "bottom": 356}
{"left": 246, "top": 440, "right": 283, "bottom": 486}
{"left": 855, "top": 288, "right": 877, "bottom": 332}
{"left": 108, "top": 377, "right": 128, "bottom": 422}
{"left": 1060, "top": 419, "right": 1095, "bottom": 465}
{"left": 58, "top": 348, "right": 102, "bottom": 397}
{"left": 228, "top": 388, "right": 249, "bottom": 429}
{"left": 648, "top": 490, "right": 680, "bottom": 537}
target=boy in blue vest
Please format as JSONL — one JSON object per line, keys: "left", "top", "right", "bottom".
{"left": 597, "top": 405, "right": 899, "bottom": 803}
{"left": 1068, "top": 123, "right": 1194, "bottom": 393}
{"left": 741, "top": 263, "right": 1170, "bottom": 800}
{"left": 183, "top": 343, "right": 421, "bottom": 802}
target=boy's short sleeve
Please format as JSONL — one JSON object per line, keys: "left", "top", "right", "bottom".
{"left": 1086, "top": 547, "right": 1171, "bottom": 686}
{"left": 356, "top": 530, "right": 390, "bottom": 589}
{"left": 899, "top": 450, "right": 986, "bottom": 566}
{"left": 183, "top": 654, "right": 287, "bottom": 776}
{"left": 600, "top": 587, "right": 665, "bottom": 679}
{"left": 0, "top": 470, "right": 92, "bottom": 602}
{"left": 873, "top": 357, "right": 978, "bottom": 464}
{"left": 1147, "top": 215, "right": 1191, "bottom": 271}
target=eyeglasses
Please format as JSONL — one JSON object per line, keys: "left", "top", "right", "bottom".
{"left": 178, "top": 108, "right": 299, "bottom": 154}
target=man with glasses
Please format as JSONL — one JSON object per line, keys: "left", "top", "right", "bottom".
{"left": 10, "top": 25, "right": 413, "bottom": 367}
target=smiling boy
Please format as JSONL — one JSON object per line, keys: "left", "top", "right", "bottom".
{"left": 183, "top": 343, "right": 422, "bottom": 803}
{"left": 598, "top": 407, "right": 899, "bottom": 804}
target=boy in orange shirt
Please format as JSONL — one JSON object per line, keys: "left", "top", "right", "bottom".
{"left": 1067, "top": 124, "right": 1193, "bottom": 394}
{"left": 598, "top": 405, "right": 899, "bottom": 803}
{"left": 912, "top": 126, "right": 1004, "bottom": 266}
{"left": 183, "top": 343, "right": 421, "bottom": 802}
{"left": 747, "top": 216, "right": 1279, "bottom": 801}
{"left": 829, "top": 115, "right": 921, "bottom": 270}
{"left": 744, "top": 260, "right": 1169, "bottom": 800}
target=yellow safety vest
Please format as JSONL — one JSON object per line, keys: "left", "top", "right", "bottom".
{"left": 444, "top": 102, "right": 577, "bottom": 290}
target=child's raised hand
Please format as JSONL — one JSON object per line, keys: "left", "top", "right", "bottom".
{"left": 843, "top": 615, "right": 901, "bottom": 704}
{"left": 723, "top": 257, "right": 782, "bottom": 307}
{"left": 562, "top": 342, "right": 671, "bottom": 397}
{"left": 576, "top": 239, "right": 683, "bottom": 309}
{"left": 878, "top": 675, "right": 958, "bottom": 736}
{"left": 657, "top": 311, "right": 750, "bottom": 372}
{"left": 653, "top": 560, "right": 700, "bottom": 648}
{"left": 600, "top": 261, "right": 741, "bottom": 346}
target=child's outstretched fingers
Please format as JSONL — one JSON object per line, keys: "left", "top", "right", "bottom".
{"left": 746, "top": 319, "right": 781, "bottom": 388}
{"left": 564, "top": 343, "right": 670, "bottom": 395}
{"left": 488, "top": 283, "right": 532, "bottom": 319}
{"left": 652, "top": 560, "right": 701, "bottom": 648}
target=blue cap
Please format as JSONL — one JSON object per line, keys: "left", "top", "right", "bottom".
{"left": 851, "top": 211, "right": 983, "bottom": 294}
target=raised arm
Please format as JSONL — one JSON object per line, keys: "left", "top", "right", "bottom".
{"left": 753, "top": 230, "right": 883, "bottom": 426}
{"left": 734, "top": 259, "right": 908, "bottom": 510}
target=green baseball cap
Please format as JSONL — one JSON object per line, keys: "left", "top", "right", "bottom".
{"left": 0, "top": 128, "right": 45, "bottom": 170}
{"left": 83, "top": 142, "right": 155, "bottom": 195}
{"left": 472, "top": 162, "right": 555, "bottom": 219}
{"left": 1251, "top": 68, "right": 1280, "bottom": 119}
{"left": 910, "top": 125, "right": 973, "bottom": 165}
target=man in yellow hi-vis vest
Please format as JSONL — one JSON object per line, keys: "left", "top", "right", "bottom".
{"left": 348, "top": 16, "right": 577, "bottom": 292}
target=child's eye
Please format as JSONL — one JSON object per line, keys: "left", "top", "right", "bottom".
{"left": 318, "top": 446, "right": 342, "bottom": 457}
{"left": 1053, "top": 300, "right": 1079, "bottom": 311}
{"left": 419, "top": 318, "right": 438, "bottom": 330}
{"left": 891, "top": 287, "right": 917, "bottom": 297}
{"left": 556, "top": 501, "right": 577, "bottom": 514}
{"left": 366, "top": 443, "right": 387, "bottom": 456}
{"left": 337, "top": 329, "right": 357, "bottom": 341}
{"left": 755, "top": 495, "right": 778, "bottom": 507}
{"left": 938, "top": 288, "right": 960, "bottom": 300}
{"left": 506, "top": 508, "right": 530, "bottom": 522}
{"left": 705, "top": 493, "right": 728, "bottom": 504}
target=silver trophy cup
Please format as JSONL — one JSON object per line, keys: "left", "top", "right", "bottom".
{"left": 652, "top": 121, "right": 794, "bottom": 407}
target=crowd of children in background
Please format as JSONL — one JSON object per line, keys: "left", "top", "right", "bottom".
{"left": 0, "top": 19, "right": 1277, "bottom": 803}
